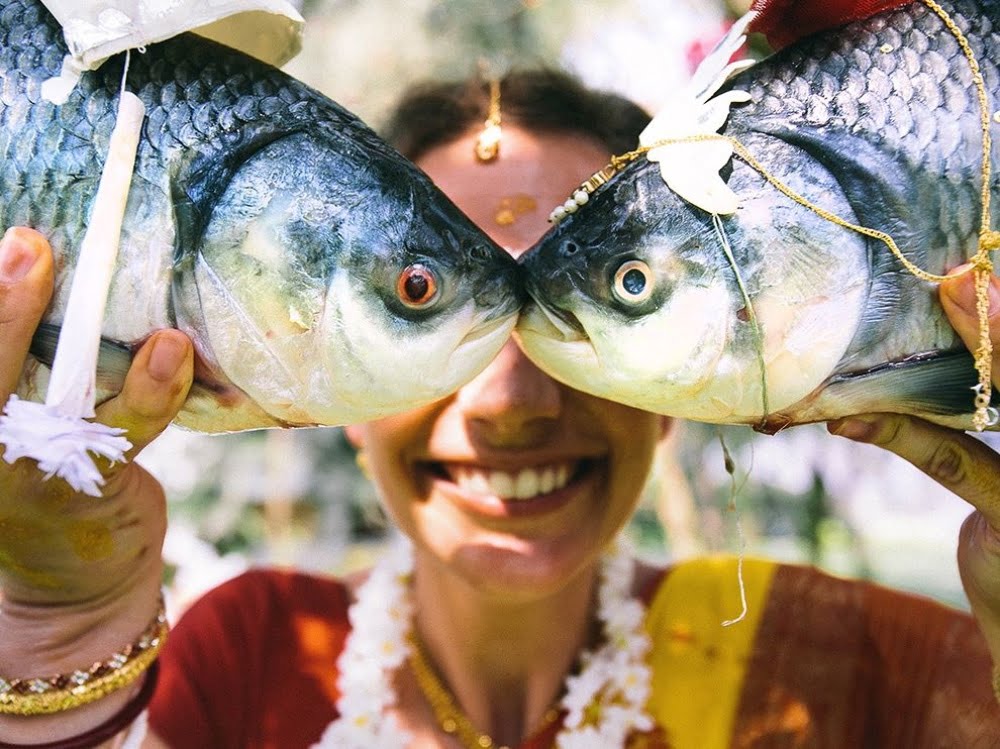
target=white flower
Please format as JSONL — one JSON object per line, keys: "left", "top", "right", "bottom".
{"left": 315, "top": 536, "right": 655, "bottom": 748}
{"left": 639, "top": 10, "right": 758, "bottom": 215}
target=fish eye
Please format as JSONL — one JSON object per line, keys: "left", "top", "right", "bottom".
{"left": 396, "top": 263, "right": 439, "bottom": 308}
{"left": 612, "top": 259, "right": 653, "bottom": 304}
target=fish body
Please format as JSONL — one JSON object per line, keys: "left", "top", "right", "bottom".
{"left": 4, "top": 0, "right": 521, "bottom": 432}
{"left": 519, "top": 0, "right": 998, "bottom": 431}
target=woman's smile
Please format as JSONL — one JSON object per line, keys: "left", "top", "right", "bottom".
{"left": 424, "top": 458, "right": 605, "bottom": 518}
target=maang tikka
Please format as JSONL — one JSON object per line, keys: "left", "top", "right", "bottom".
{"left": 474, "top": 77, "right": 502, "bottom": 162}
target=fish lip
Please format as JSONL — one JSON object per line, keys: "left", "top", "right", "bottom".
{"left": 460, "top": 310, "right": 519, "bottom": 345}
{"left": 522, "top": 300, "right": 585, "bottom": 343}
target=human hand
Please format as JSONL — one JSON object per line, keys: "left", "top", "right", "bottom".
{"left": 827, "top": 267, "right": 1000, "bottom": 664}
{"left": 0, "top": 227, "right": 193, "bottom": 717}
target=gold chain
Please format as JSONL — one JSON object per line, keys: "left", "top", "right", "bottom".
{"left": 589, "top": 0, "right": 998, "bottom": 428}
{"left": 407, "top": 631, "right": 561, "bottom": 749}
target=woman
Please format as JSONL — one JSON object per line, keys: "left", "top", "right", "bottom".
{"left": 1, "top": 71, "right": 999, "bottom": 749}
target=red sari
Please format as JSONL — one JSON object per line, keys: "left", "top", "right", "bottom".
{"left": 748, "top": 0, "right": 915, "bottom": 49}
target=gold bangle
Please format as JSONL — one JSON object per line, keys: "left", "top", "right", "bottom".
{"left": 0, "top": 598, "right": 168, "bottom": 716}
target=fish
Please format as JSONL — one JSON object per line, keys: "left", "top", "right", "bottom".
{"left": 3, "top": 0, "right": 522, "bottom": 433}
{"left": 518, "top": 0, "right": 999, "bottom": 432}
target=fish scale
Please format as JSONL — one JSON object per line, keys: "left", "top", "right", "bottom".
{"left": 733, "top": 0, "right": 999, "bottom": 373}
{"left": 2, "top": 0, "right": 522, "bottom": 432}
{"left": 519, "top": 0, "right": 1000, "bottom": 430}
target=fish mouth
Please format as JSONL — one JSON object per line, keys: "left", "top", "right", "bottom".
{"left": 459, "top": 310, "right": 519, "bottom": 346}
{"left": 518, "top": 300, "right": 586, "bottom": 343}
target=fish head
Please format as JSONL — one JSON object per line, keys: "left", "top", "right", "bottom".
{"left": 518, "top": 157, "right": 870, "bottom": 423}
{"left": 518, "top": 161, "right": 734, "bottom": 417}
{"left": 175, "top": 129, "right": 522, "bottom": 427}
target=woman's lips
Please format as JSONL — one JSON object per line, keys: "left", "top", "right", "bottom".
{"left": 426, "top": 459, "right": 598, "bottom": 518}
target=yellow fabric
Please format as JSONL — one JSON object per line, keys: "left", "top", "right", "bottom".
{"left": 643, "top": 556, "right": 778, "bottom": 749}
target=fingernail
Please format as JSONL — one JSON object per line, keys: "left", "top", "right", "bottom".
{"left": 147, "top": 333, "right": 188, "bottom": 382}
{"left": 0, "top": 228, "right": 41, "bottom": 283}
{"left": 827, "top": 416, "right": 876, "bottom": 442}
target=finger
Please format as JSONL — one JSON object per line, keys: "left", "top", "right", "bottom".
{"left": 94, "top": 329, "right": 194, "bottom": 456}
{"left": 958, "top": 512, "right": 1000, "bottom": 626}
{"left": 939, "top": 266, "right": 1000, "bottom": 383}
{"left": 829, "top": 413, "right": 1000, "bottom": 530}
{"left": 0, "top": 228, "right": 53, "bottom": 397}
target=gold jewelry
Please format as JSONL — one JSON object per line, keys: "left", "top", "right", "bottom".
{"left": 355, "top": 449, "right": 371, "bottom": 479}
{"left": 474, "top": 78, "right": 502, "bottom": 163}
{"left": 407, "top": 631, "right": 561, "bottom": 749}
{"left": 992, "top": 664, "right": 1000, "bottom": 704}
{"left": 0, "top": 598, "right": 168, "bottom": 715}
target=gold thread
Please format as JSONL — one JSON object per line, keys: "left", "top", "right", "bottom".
{"left": 921, "top": 0, "right": 996, "bottom": 430}
{"left": 407, "top": 631, "right": 560, "bottom": 749}
{"left": 0, "top": 599, "right": 168, "bottom": 715}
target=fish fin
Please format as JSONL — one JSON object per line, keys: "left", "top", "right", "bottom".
{"left": 29, "top": 323, "right": 133, "bottom": 396}
{"left": 817, "top": 350, "right": 989, "bottom": 419}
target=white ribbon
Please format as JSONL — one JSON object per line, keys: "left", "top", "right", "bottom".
{"left": 0, "top": 90, "right": 145, "bottom": 497}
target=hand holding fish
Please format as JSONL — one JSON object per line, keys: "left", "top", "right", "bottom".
{"left": 829, "top": 268, "right": 1000, "bottom": 673}
{"left": 0, "top": 229, "right": 190, "bottom": 741}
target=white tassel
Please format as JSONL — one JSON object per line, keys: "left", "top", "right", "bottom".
{"left": 0, "top": 79, "right": 144, "bottom": 497}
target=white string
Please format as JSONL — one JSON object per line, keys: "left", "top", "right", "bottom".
{"left": 120, "top": 49, "right": 131, "bottom": 99}
{"left": 718, "top": 431, "right": 749, "bottom": 627}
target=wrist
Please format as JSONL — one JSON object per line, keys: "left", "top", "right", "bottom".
{"left": 0, "top": 574, "right": 163, "bottom": 744}
{"left": 0, "top": 563, "right": 162, "bottom": 686}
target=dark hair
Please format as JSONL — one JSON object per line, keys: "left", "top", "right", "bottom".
{"left": 381, "top": 69, "right": 651, "bottom": 161}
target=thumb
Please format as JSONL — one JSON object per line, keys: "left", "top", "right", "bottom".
{"left": 94, "top": 329, "right": 194, "bottom": 457}
{"left": 938, "top": 265, "right": 1000, "bottom": 357}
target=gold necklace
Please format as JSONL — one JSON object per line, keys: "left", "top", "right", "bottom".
{"left": 406, "top": 631, "right": 562, "bottom": 749}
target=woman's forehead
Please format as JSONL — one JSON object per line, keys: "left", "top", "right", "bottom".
{"left": 416, "top": 125, "right": 610, "bottom": 255}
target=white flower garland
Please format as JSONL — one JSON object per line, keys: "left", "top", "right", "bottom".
{"left": 313, "top": 537, "right": 654, "bottom": 749}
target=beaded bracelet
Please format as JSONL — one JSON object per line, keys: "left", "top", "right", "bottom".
{"left": 0, "top": 662, "right": 158, "bottom": 749}
{"left": 0, "top": 600, "right": 167, "bottom": 716}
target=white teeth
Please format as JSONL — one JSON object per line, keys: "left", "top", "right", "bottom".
{"left": 489, "top": 470, "right": 516, "bottom": 498}
{"left": 514, "top": 469, "right": 540, "bottom": 500}
{"left": 449, "top": 463, "right": 574, "bottom": 501}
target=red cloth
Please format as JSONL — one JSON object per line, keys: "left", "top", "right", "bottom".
{"left": 749, "top": 0, "right": 914, "bottom": 49}
{"left": 150, "top": 570, "right": 350, "bottom": 749}
{"left": 149, "top": 565, "right": 996, "bottom": 748}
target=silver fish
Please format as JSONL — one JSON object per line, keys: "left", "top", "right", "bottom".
{"left": 5, "top": 0, "right": 521, "bottom": 433}
{"left": 519, "top": 0, "right": 998, "bottom": 432}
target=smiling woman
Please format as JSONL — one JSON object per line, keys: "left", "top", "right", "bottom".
{"left": 1, "top": 65, "right": 1000, "bottom": 749}
{"left": 141, "top": 69, "right": 1000, "bottom": 749}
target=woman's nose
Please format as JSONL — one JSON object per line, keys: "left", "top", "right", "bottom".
{"left": 455, "top": 339, "right": 562, "bottom": 447}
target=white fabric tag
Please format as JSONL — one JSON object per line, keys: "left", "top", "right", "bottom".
{"left": 40, "top": 0, "right": 304, "bottom": 70}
